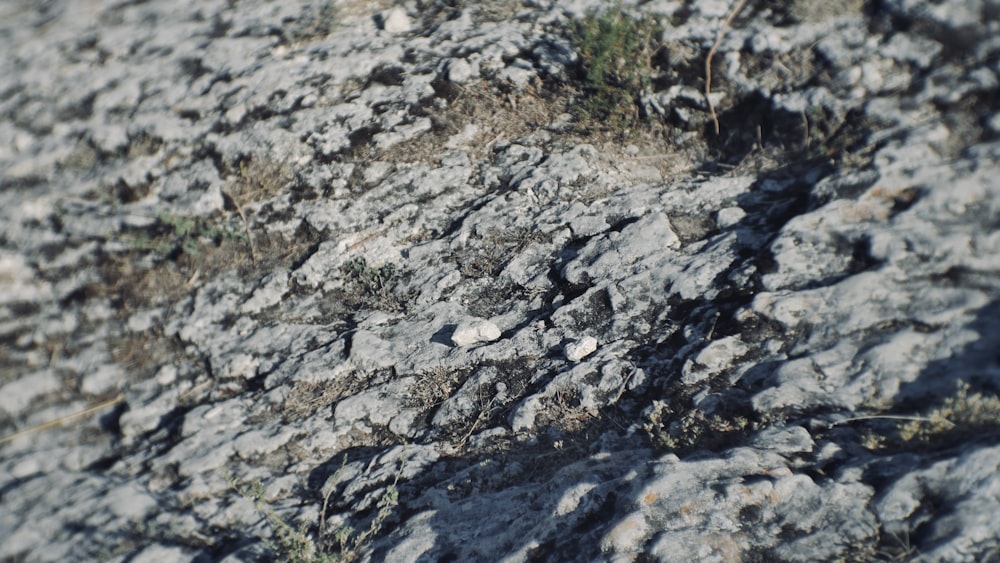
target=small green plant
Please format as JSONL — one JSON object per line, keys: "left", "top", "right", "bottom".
{"left": 572, "top": 3, "right": 661, "bottom": 130}
{"left": 876, "top": 525, "right": 918, "bottom": 561}
{"left": 322, "top": 479, "right": 399, "bottom": 561}
{"left": 285, "top": 1, "right": 339, "bottom": 43}
{"left": 131, "top": 213, "right": 245, "bottom": 258}
{"left": 340, "top": 257, "right": 408, "bottom": 311}
{"left": 226, "top": 467, "right": 399, "bottom": 563}
{"left": 341, "top": 257, "right": 396, "bottom": 294}
{"left": 226, "top": 473, "right": 326, "bottom": 563}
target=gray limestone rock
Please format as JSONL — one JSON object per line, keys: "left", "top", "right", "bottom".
{"left": 564, "top": 336, "right": 598, "bottom": 362}
{"left": 2, "top": 0, "right": 999, "bottom": 561}
{"left": 450, "top": 319, "right": 502, "bottom": 347}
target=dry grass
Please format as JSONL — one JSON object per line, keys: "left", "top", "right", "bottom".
{"left": 281, "top": 379, "right": 360, "bottom": 423}
{"left": 533, "top": 387, "right": 599, "bottom": 434}
{"left": 642, "top": 400, "right": 751, "bottom": 452}
{"left": 228, "top": 156, "right": 295, "bottom": 207}
{"left": 405, "top": 366, "right": 470, "bottom": 410}
{"left": 855, "top": 381, "right": 1000, "bottom": 452}
{"left": 705, "top": 0, "right": 748, "bottom": 135}
{"left": 898, "top": 381, "right": 1000, "bottom": 444}
{"left": 374, "top": 81, "right": 574, "bottom": 165}
{"left": 455, "top": 227, "right": 550, "bottom": 279}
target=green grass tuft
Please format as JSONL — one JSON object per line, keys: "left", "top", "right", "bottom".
{"left": 225, "top": 464, "right": 400, "bottom": 563}
{"left": 572, "top": 3, "right": 661, "bottom": 131}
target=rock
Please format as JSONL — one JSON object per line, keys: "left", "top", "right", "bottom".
{"left": 105, "top": 482, "right": 158, "bottom": 519}
{"left": 240, "top": 272, "right": 288, "bottom": 314}
{"left": 119, "top": 394, "right": 176, "bottom": 441}
{"left": 334, "top": 378, "right": 413, "bottom": 434}
{"left": 3, "top": 0, "right": 1000, "bottom": 560}
{"left": 81, "top": 363, "right": 126, "bottom": 396}
{"left": 381, "top": 8, "right": 412, "bottom": 34}
{"left": 0, "top": 370, "right": 61, "bottom": 417}
{"left": 447, "top": 58, "right": 478, "bottom": 83}
{"left": 0, "top": 251, "right": 51, "bottom": 305}
{"left": 681, "top": 335, "right": 750, "bottom": 384}
{"left": 126, "top": 308, "right": 163, "bottom": 332}
{"left": 221, "top": 353, "right": 259, "bottom": 380}
{"left": 749, "top": 426, "right": 815, "bottom": 456}
{"left": 874, "top": 445, "right": 1000, "bottom": 562}
{"left": 233, "top": 426, "right": 297, "bottom": 460}
{"left": 129, "top": 544, "right": 196, "bottom": 563}
{"left": 450, "top": 319, "right": 502, "bottom": 347}
{"left": 564, "top": 336, "right": 598, "bottom": 362}
{"left": 716, "top": 206, "right": 746, "bottom": 228}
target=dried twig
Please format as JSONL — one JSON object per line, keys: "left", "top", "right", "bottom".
{"left": 831, "top": 414, "right": 955, "bottom": 428}
{"left": 0, "top": 394, "right": 124, "bottom": 446}
{"left": 457, "top": 397, "right": 495, "bottom": 447}
{"left": 184, "top": 268, "right": 201, "bottom": 289}
{"left": 705, "top": 310, "right": 721, "bottom": 341}
{"left": 611, "top": 363, "right": 640, "bottom": 405}
{"left": 224, "top": 190, "right": 257, "bottom": 265}
{"left": 346, "top": 228, "right": 388, "bottom": 253}
{"left": 705, "top": 0, "right": 748, "bottom": 135}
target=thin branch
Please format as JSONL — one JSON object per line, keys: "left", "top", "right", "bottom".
{"left": 611, "top": 363, "right": 640, "bottom": 405}
{"left": 0, "top": 395, "right": 124, "bottom": 446}
{"left": 225, "top": 189, "right": 257, "bottom": 266}
{"left": 705, "top": 0, "right": 748, "bottom": 135}
{"left": 831, "top": 414, "right": 955, "bottom": 428}
{"left": 705, "top": 310, "right": 721, "bottom": 341}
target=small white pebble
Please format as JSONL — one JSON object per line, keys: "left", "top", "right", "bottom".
{"left": 382, "top": 8, "right": 412, "bottom": 34}
{"left": 451, "top": 320, "right": 501, "bottom": 347}
{"left": 565, "top": 336, "right": 598, "bottom": 362}
{"left": 716, "top": 206, "right": 746, "bottom": 228}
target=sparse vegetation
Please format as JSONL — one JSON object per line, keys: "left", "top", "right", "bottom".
{"left": 340, "top": 257, "right": 409, "bottom": 312}
{"left": 226, "top": 465, "right": 399, "bottom": 563}
{"left": 286, "top": 1, "right": 340, "bottom": 43}
{"left": 855, "top": 381, "right": 1000, "bottom": 452}
{"left": 876, "top": 525, "right": 918, "bottom": 561}
{"left": 130, "top": 212, "right": 245, "bottom": 259}
{"left": 571, "top": 3, "right": 661, "bottom": 130}
{"left": 455, "top": 227, "right": 549, "bottom": 279}
{"left": 405, "top": 366, "right": 469, "bottom": 410}
{"left": 232, "top": 156, "right": 294, "bottom": 205}
{"left": 226, "top": 473, "right": 325, "bottom": 563}
{"left": 642, "top": 400, "right": 750, "bottom": 452}
{"left": 320, "top": 466, "right": 399, "bottom": 562}
{"left": 898, "top": 381, "right": 1000, "bottom": 445}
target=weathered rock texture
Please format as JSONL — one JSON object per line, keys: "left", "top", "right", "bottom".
{"left": 2, "top": 0, "right": 999, "bottom": 561}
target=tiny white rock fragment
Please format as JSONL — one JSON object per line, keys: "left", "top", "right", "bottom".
{"left": 451, "top": 320, "right": 501, "bottom": 347}
{"left": 223, "top": 353, "right": 259, "bottom": 380}
{"left": 382, "top": 8, "right": 412, "bottom": 34}
{"left": 565, "top": 336, "right": 598, "bottom": 362}
{"left": 716, "top": 206, "right": 747, "bottom": 228}
{"left": 448, "top": 58, "right": 476, "bottom": 83}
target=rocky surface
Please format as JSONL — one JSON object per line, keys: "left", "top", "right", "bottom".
{"left": 2, "top": 0, "right": 1000, "bottom": 561}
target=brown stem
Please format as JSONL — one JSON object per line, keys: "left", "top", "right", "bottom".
{"left": 705, "top": 0, "right": 748, "bottom": 135}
